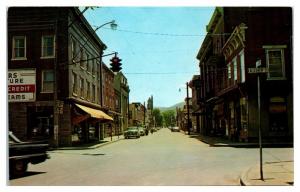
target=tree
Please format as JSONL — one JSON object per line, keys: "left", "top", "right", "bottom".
{"left": 162, "top": 110, "right": 176, "bottom": 127}
{"left": 153, "top": 108, "right": 163, "bottom": 127}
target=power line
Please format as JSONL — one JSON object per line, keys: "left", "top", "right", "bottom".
{"left": 101, "top": 27, "right": 232, "bottom": 37}
{"left": 124, "top": 72, "right": 199, "bottom": 75}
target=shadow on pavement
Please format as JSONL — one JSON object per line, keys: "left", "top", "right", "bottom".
{"left": 9, "top": 171, "right": 46, "bottom": 180}
{"left": 188, "top": 134, "right": 293, "bottom": 148}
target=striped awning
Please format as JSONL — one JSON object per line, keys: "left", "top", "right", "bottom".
{"left": 75, "top": 104, "right": 113, "bottom": 121}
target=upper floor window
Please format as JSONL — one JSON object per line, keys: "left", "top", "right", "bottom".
{"left": 41, "top": 35, "right": 55, "bottom": 58}
{"left": 72, "top": 72, "right": 77, "bottom": 94}
{"left": 12, "top": 36, "right": 26, "bottom": 60}
{"left": 42, "top": 70, "right": 54, "bottom": 93}
{"left": 80, "top": 47, "right": 84, "bottom": 68}
{"left": 80, "top": 77, "right": 84, "bottom": 98}
{"left": 87, "top": 81, "right": 91, "bottom": 100}
{"left": 92, "top": 59, "right": 96, "bottom": 76}
{"left": 233, "top": 57, "right": 237, "bottom": 81}
{"left": 71, "top": 36, "right": 77, "bottom": 61}
{"left": 263, "top": 45, "right": 286, "bottom": 80}
{"left": 92, "top": 84, "right": 96, "bottom": 102}
{"left": 227, "top": 64, "right": 231, "bottom": 79}
{"left": 86, "top": 53, "right": 90, "bottom": 72}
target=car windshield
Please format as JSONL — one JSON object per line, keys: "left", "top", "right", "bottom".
{"left": 127, "top": 127, "right": 138, "bottom": 131}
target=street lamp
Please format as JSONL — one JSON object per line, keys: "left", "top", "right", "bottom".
{"left": 94, "top": 20, "right": 117, "bottom": 31}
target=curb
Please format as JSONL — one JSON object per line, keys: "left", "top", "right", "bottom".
{"left": 240, "top": 167, "right": 252, "bottom": 186}
{"left": 51, "top": 138, "right": 124, "bottom": 150}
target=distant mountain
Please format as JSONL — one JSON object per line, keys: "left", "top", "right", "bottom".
{"left": 157, "top": 102, "right": 185, "bottom": 112}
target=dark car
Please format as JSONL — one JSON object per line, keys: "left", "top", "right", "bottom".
{"left": 124, "top": 127, "right": 140, "bottom": 139}
{"left": 9, "top": 131, "right": 50, "bottom": 176}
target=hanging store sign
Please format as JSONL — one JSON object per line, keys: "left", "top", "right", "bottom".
{"left": 8, "top": 69, "right": 36, "bottom": 102}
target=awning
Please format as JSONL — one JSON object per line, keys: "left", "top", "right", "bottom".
{"left": 75, "top": 104, "right": 113, "bottom": 121}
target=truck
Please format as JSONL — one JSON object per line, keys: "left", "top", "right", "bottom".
{"left": 9, "top": 131, "right": 50, "bottom": 177}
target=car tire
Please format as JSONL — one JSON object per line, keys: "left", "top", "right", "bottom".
{"left": 11, "top": 160, "right": 28, "bottom": 177}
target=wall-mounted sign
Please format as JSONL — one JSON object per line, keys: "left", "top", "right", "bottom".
{"left": 8, "top": 69, "right": 36, "bottom": 102}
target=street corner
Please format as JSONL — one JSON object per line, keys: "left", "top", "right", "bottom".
{"left": 240, "top": 161, "right": 294, "bottom": 186}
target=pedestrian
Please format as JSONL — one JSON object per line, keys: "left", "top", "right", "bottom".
{"left": 150, "top": 128, "right": 153, "bottom": 134}
{"left": 145, "top": 129, "right": 149, "bottom": 135}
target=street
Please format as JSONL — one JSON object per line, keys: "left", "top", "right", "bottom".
{"left": 9, "top": 128, "right": 293, "bottom": 186}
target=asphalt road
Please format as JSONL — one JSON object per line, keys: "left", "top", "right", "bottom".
{"left": 9, "top": 128, "right": 293, "bottom": 186}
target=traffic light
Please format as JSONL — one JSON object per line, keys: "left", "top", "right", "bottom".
{"left": 110, "top": 55, "right": 122, "bottom": 72}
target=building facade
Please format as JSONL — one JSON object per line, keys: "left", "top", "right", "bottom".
{"left": 128, "top": 102, "right": 146, "bottom": 127}
{"left": 101, "top": 63, "right": 119, "bottom": 138}
{"left": 8, "top": 7, "right": 113, "bottom": 147}
{"left": 113, "top": 72, "right": 130, "bottom": 134}
{"left": 196, "top": 7, "right": 293, "bottom": 142}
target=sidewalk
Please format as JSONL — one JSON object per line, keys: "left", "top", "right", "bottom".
{"left": 187, "top": 132, "right": 293, "bottom": 148}
{"left": 53, "top": 135, "right": 124, "bottom": 150}
{"left": 185, "top": 132, "right": 294, "bottom": 186}
{"left": 240, "top": 160, "right": 294, "bottom": 186}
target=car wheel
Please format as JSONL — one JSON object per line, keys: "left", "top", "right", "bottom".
{"left": 11, "top": 160, "right": 28, "bottom": 177}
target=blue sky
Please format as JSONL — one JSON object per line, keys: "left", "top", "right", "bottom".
{"left": 83, "top": 7, "right": 215, "bottom": 107}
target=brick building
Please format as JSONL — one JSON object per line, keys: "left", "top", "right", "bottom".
{"left": 8, "top": 7, "right": 113, "bottom": 147}
{"left": 195, "top": 7, "right": 293, "bottom": 142}
{"left": 113, "top": 72, "right": 130, "bottom": 134}
{"left": 128, "top": 102, "right": 146, "bottom": 127}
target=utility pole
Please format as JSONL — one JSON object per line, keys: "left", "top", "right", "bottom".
{"left": 186, "top": 82, "right": 190, "bottom": 135}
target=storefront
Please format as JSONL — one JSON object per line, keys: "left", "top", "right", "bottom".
{"left": 71, "top": 103, "right": 113, "bottom": 145}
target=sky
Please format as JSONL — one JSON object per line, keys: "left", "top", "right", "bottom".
{"left": 83, "top": 7, "right": 215, "bottom": 107}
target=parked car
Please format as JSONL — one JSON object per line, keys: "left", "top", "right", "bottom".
{"left": 138, "top": 127, "right": 145, "bottom": 136}
{"left": 9, "top": 131, "right": 50, "bottom": 177}
{"left": 124, "top": 127, "right": 140, "bottom": 139}
{"left": 171, "top": 126, "right": 180, "bottom": 132}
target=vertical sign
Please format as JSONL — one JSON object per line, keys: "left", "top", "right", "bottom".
{"left": 8, "top": 69, "right": 36, "bottom": 102}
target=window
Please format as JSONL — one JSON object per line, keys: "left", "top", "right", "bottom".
{"left": 265, "top": 47, "right": 286, "bottom": 80}
{"left": 41, "top": 35, "right": 55, "bottom": 58}
{"left": 92, "top": 59, "right": 96, "bottom": 76}
{"left": 87, "top": 81, "right": 90, "bottom": 100}
{"left": 227, "top": 64, "right": 231, "bottom": 79}
{"left": 12, "top": 36, "right": 26, "bottom": 59}
{"left": 42, "top": 70, "right": 54, "bottom": 92}
{"left": 72, "top": 72, "right": 77, "bottom": 94}
{"left": 71, "top": 37, "right": 77, "bottom": 61}
{"left": 80, "top": 77, "right": 84, "bottom": 97}
{"left": 92, "top": 84, "right": 96, "bottom": 102}
{"left": 239, "top": 50, "right": 245, "bottom": 83}
{"left": 86, "top": 53, "right": 90, "bottom": 72}
{"left": 80, "top": 48, "right": 84, "bottom": 68}
{"left": 233, "top": 57, "right": 237, "bottom": 81}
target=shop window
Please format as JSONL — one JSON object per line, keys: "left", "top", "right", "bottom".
{"left": 27, "top": 107, "right": 53, "bottom": 140}
{"left": 12, "top": 36, "right": 26, "bottom": 60}
{"left": 269, "top": 97, "right": 288, "bottom": 132}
